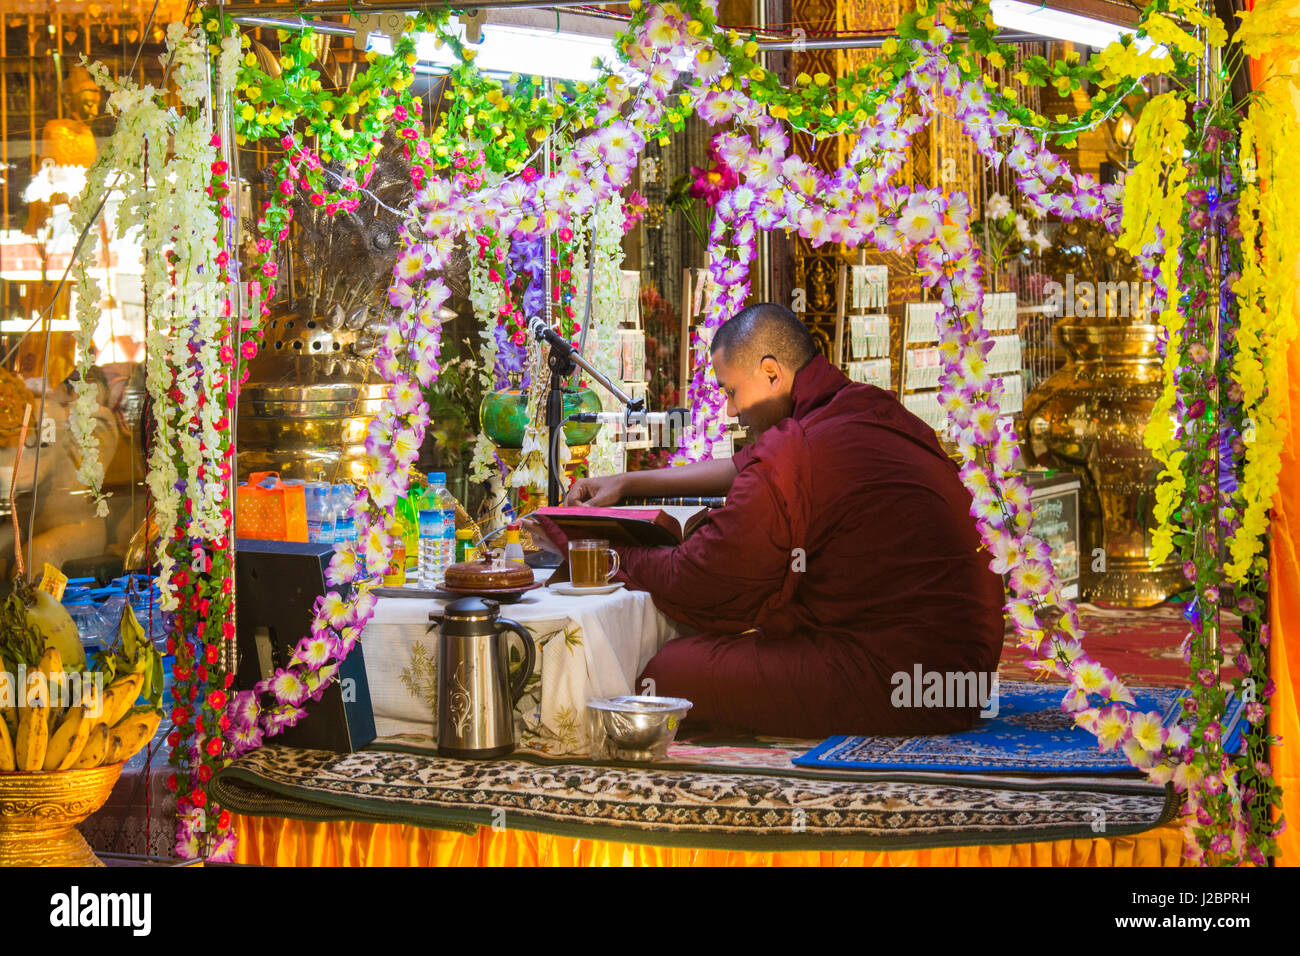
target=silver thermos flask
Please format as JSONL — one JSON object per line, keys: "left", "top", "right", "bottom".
{"left": 431, "top": 597, "right": 536, "bottom": 759}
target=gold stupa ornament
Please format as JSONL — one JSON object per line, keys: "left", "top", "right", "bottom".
{"left": 236, "top": 142, "right": 458, "bottom": 482}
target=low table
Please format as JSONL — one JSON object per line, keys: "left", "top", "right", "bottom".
{"left": 362, "top": 577, "right": 684, "bottom": 755}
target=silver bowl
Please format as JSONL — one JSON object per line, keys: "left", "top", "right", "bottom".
{"left": 586, "top": 695, "right": 693, "bottom": 762}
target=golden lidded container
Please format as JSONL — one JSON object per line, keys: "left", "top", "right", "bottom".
{"left": 236, "top": 306, "right": 391, "bottom": 483}
{"left": 0, "top": 763, "right": 123, "bottom": 867}
{"left": 1020, "top": 322, "right": 1185, "bottom": 607}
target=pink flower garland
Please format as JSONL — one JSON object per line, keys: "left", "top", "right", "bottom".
{"left": 215, "top": 3, "right": 1264, "bottom": 863}
{"left": 685, "top": 33, "right": 1232, "bottom": 859}
{"left": 225, "top": 5, "right": 710, "bottom": 758}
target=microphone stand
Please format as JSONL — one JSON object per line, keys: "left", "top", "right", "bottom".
{"left": 528, "top": 315, "right": 644, "bottom": 507}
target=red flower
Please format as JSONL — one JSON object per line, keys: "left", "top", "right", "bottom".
{"left": 206, "top": 645, "right": 219, "bottom": 664}
{"left": 197, "top": 764, "right": 213, "bottom": 783}
{"left": 192, "top": 788, "right": 207, "bottom": 808}
{"left": 171, "top": 706, "right": 189, "bottom": 725}
{"left": 207, "top": 690, "right": 228, "bottom": 711}
{"left": 166, "top": 773, "right": 178, "bottom": 792}
{"left": 218, "top": 810, "right": 231, "bottom": 830}
{"left": 197, "top": 665, "right": 209, "bottom": 683}
{"left": 167, "top": 731, "right": 181, "bottom": 748}
{"left": 206, "top": 737, "right": 223, "bottom": 757}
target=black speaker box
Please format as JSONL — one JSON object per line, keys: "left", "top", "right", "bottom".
{"left": 234, "top": 539, "right": 376, "bottom": 753}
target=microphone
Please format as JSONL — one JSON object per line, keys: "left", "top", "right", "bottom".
{"left": 527, "top": 314, "right": 576, "bottom": 357}
{"left": 526, "top": 315, "right": 639, "bottom": 411}
{"left": 566, "top": 408, "right": 692, "bottom": 428}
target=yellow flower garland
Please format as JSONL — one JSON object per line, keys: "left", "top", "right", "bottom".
{"left": 1233, "top": 0, "right": 1300, "bottom": 63}
{"left": 1118, "top": 91, "right": 1190, "bottom": 566}
{"left": 1226, "top": 89, "right": 1300, "bottom": 581}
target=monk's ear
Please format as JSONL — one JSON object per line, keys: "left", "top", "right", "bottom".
{"left": 759, "top": 355, "right": 782, "bottom": 387}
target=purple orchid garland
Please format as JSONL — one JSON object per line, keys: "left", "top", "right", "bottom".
{"left": 687, "top": 36, "right": 1209, "bottom": 825}
{"left": 224, "top": 4, "right": 694, "bottom": 761}
{"left": 218, "top": 3, "right": 1268, "bottom": 862}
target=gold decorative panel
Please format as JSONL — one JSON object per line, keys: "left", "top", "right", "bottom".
{"left": 786, "top": 0, "right": 986, "bottom": 367}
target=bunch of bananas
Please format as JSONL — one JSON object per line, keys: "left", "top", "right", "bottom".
{"left": 0, "top": 647, "right": 160, "bottom": 771}
{"left": 1, "top": 585, "right": 165, "bottom": 774}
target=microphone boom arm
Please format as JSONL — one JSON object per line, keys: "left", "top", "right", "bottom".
{"left": 529, "top": 315, "right": 643, "bottom": 412}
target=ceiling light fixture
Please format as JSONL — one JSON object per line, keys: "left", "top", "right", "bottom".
{"left": 367, "top": 22, "right": 620, "bottom": 84}
{"left": 989, "top": 0, "right": 1162, "bottom": 53}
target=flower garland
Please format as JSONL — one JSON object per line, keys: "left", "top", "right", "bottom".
{"left": 572, "top": 193, "right": 634, "bottom": 477}
{"left": 67, "top": 21, "right": 244, "bottom": 860}
{"left": 1105, "top": 2, "right": 1299, "bottom": 861}
{"left": 1120, "top": 91, "right": 1191, "bottom": 568}
{"left": 226, "top": 2, "right": 702, "bottom": 765}
{"left": 466, "top": 226, "right": 507, "bottom": 486}
{"left": 658, "top": 3, "right": 1282, "bottom": 862}
{"left": 200, "top": 0, "right": 1286, "bottom": 864}
{"left": 1227, "top": 89, "right": 1300, "bottom": 582}
{"left": 69, "top": 35, "right": 207, "bottom": 520}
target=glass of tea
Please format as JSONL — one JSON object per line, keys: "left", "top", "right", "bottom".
{"left": 568, "top": 539, "right": 620, "bottom": 587}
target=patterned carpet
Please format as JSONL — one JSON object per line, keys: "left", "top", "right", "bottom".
{"left": 998, "top": 602, "right": 1241, "bottom": 687}
{"left": 210, "top": 744, "right": 1177, "bottom": 852}
{"left": 132, "top": 602, "right": 1208, "bottom": 854}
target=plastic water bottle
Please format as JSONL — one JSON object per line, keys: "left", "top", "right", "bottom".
{"left": 419, "top": 472, "right": 457, "bottom": 586}
{"left": 96, "top": 589, "right": 128, "bottom": 633}
{"left": 64, "top": 598, "right": 109, "bottom": 651}
{"left": 333, "top": 484, "right": 356, "bottom": 544}
{"left": 306, "top": 481, "right": 335, "bottom": 544}
{"left": 436, "top": 481, "right": 458, "bottom": 577}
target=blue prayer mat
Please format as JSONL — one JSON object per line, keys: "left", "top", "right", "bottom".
{"left": 793, "top": 680, "right": 1246, "bottom": 774}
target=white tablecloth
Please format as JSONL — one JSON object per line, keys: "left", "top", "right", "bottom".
{"left": 361, "top": 577, "right": 683, "bottom": 755}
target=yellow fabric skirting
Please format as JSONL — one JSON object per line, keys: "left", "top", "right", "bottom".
{"left": 230, "top": 814, "right": 1190, "bottom": 867}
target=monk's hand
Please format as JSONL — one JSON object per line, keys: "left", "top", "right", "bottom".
{"left": 562, "top": 473, "right": 626, "bottom": 507}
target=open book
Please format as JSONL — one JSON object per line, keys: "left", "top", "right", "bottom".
{"left": 533, "top": 504, "right": 710, "bottom": 548}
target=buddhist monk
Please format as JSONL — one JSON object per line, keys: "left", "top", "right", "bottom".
{"left": 531, "top": 303, "right": 1005, "bottom": 738}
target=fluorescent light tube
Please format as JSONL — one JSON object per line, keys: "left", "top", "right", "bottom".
{"left": 989, "top": 0, "right": 1162, "bottom": 53}
{"left": 368, "top": 23, "right": 619, "bottom": 84}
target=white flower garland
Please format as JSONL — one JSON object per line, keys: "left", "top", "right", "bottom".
{"left": 68, "top": 24, "right": 239, "bottom": 607}
{"left": 509, "top": 341, "right": 557, "bottom": 493}
{"left": 466, "top": 236, "right": 504, "bottom": 484}
{"left": 571, "top": 196, "right": 629, "bottom": 477}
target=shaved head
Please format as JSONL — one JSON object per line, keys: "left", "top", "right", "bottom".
{"left": 709, "top": 303, "right": 818, "bottom": 436}
{"left": 710, "top": 303, "right": 817, "bottom": 372}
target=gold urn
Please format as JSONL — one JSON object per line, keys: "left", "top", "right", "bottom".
{"left": 0, "top": 763, "right": 123, "bottom": 867}
{"left": 236, "top": 301, "right": 454, "bottom": 483}
{"left": 1019, "top": 323, "right": 1185, "bottom": 607}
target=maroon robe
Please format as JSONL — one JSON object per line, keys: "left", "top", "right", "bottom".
{"left": 538, "top": 353, "right": 1005, "bottom": 738}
